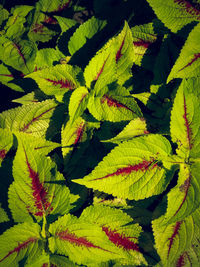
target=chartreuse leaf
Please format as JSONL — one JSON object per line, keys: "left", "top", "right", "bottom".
{"left": 34, "top": 48, "right": 65, "bottom": 70}
{"left": 170, "top": 78, "right": 200, "bottom": 159}
{"left": 74, "top": 135, "right": 173, "bottom": 200}
{"left": 168, "top": 23, "right": 200, "bottom": 81}
{"left": 68, "top": 16, "right": 107, "bottom": 56}
{"left": 0, "top": 36, "right": 37, "bottom": 74}
{"left": 37, "top": 0, "right": 71, "bottom": 13}
{"left": 25, "top": 253, "right": 77, "bottom": 267}
{"left": 68, "top": 86, "right": 89, "bottom": 123}
{"left": 152, "top": 206, "right": 200, "bottom": 266}
{"left": 80, "top": 205, "right": 147, "bottom": 266}
{"left": 161, "top": 163, "right": 200, "bottom": 225}
{"left": 131, "top": 23, "right": 158, "bottom": 66}
{"left": 61, "top": 116, "right": 100, "bottom": 161}
{"left": 9, "top": 135, "right": 70, "bottom": 222}
{"left": 83, "top": 41, "right": 116, "bottom": 95}
{"left": 54, "top": 16, "right": 77, "bottom": 33}
{"left": 0, "top": 5, "right": 9, "bottom": 27}
{"left": 146, "top": 0, "right": 200, "bottom": 33}
{"left": 0, "top": 222, "right": 42, "bottom": 266}
{"left": 102, "top": 118, "right": 149, "bottom": 144}
{"left": 113, "top": 21, "right": 134, "bottom": 85}
{"left": 0, "top": 128, "right": 13, "bottom": 167}
{"left": 0, "top": 63, "right": 24, "bottom": 92}
{"left": 48, "top": 213, "right": 123, "bottom": 265}
{"left": 87, "top": 86, "right": 142, "bottom": 122}
{"left": 0, "top": 99, "right": 58, "bottom": 138}
{"left": 27, "top": 64, "right": 83, "bottom": 100}
{"left": 12, "top": 90, "right": 47, "bottom": 105}
{"left": 0, "top": 203, "right": 9, "bottom": 223}
{"left": 4, "top": 5, "right": 33, "bottom": 39}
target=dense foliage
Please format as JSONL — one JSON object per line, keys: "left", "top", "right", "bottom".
{"left": 0, "top": 0, "right": 200, "bottom": 266}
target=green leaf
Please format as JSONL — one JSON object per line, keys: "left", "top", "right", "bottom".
{"left": 12, "top": 90, "right": 47, "bottom": 104}
{"left": 27, "top": 64, "right": 82, "bottom": 99}
{"left": 152, "top": 206, "right": 200, "bottom": 266}
{"left": 168, "top": 23, "right": 200, "bottom": 81}
{"left": 0, "top": 222, "right": 42, "bottom": 266}
{"left": 0, "top": 5, "right": 9, "bottom": 28}
{"left": 102, "top": 118, "right": 149, "bottom": 143}
{"left": 73, "top": 135, "right": 173, "bottom": 200}
{"left": 48, "top": 213, "right": 123, "bottom": 265}
{"left": 55, "top": 16, "right": 77, "bottom": 32}
{"left": 87, "top": 86, "right": 142, "bottom": 122}
{"left": 80, "top": 205, "right": 147, "bottom": 266}
{"left": 4, "top": 5, "right": 33, "bottom": 39}
{"left": 68, "top": 16, "right": 107, "bottom": 56}
{"left": 161, "top": 163, "right": 200, "bottom": 224}
{"left": 9, "top": 136, "right": 70, "bottom": 222}
{"left": 170, "top": 78, "right": 200, "bottom": 159}
{"left": 83, "top": 43, "right": 116, "bottom": 95}
{"left": 0, "top": 128, "right": 13, "bottom": 167}
{"left": 34, "top": 48, "right": 65, "bottom": 70}
{"left": 0, "top": 63, "right": 24, "bottom": 92}
{"left": 37, "top": 0, "right": 72, "bottom": 13}
{"left": 68, "top": 86, "right": 89, "bottom": 123}
{"left": 146, "top": 0, "right": 200, "bottom": 33}
{"left": 0, "top": 203, "right": 9, "bottom": 223}
{"left": 0, "top": 37, "right": 37, "bottom": 74}
{"left": 0, "top": 99, "right": 58, "bottom": 138}
{"left": 131, "top": 22, "right": 158, "bottom": 67}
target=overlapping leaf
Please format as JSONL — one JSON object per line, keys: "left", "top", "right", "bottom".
{"left": 152, "top": 206, "right": 200, "bottom": 266}
{"left": 170, "top": 78, "right": 200, "bottom": 159}
{"left": 74, "top": 135, "right": 173, "bottom": 200}
{"left": 0, "top": 222, "right": 42, "bottom": 266}
{"left": 0, "top": 128, "right": 13, "bottom": 167}
{"left": 146, "top": 0, "right": 200, "bottom": 33}
{"left": 48, "top": 213, "right": 123, "bottom": 265}
{"left": 0, "top": 99, "right": 58, "bottom": 138}
{"left": 0, "top": 5, "right": 9, "bottom": 27}
{"left": 0, "top": 203, "right": 9, "bottom": 223}
{"left": 27, "top": 64, "right": 83, "bottom": 99}
{"left": 80, "top": 205, "right": 146, "bottom": 265}
{"left": 168, "top": 23, "right": 200, "bottom": 81}
{"left": 0, "top": 37, "right": 37, "bottom": 74}
{"left": 87, "top": 86, "right": 142, "bottom": 122}
{"left": 68, "top": 16, "right": 107, "bottom": 56}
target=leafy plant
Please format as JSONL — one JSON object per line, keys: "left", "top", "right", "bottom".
{"left": 0, "top": 0, "right": 200, "bottom": 266}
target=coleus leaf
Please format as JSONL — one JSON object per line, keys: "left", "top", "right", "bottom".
{"left": 161, "top": 163, "right": 200, "bottom": 225}
{"left": 68, "top": 86, "right": 89, "bottom": 123}
{"left": 0, "top": 222, "right": 42, "bottom": 266}
{"left": 83, "top": 41, "right": 116, "bottom": 96}
{"left": 168, "top": 23, "right": 200, "bottom": 81}
{"left": 48, "top": 213, "right": 123, "bottom": 265}
{"left": 131, "top": 22, "right": 158, "bottom": 67}
{"left": 10, "top": 136, "right": 71, "bottom": 222}
{"left": 87, "top": 86, "right": 142, "bottom": 122}
{"left": 37, "top": 0, "right": 72, "bottom": 13}
{"left": 0, "top": 128, "right": 13, "bottom": 167}
{"left": 80, "top": 205, "right": 147, "bottom": 266}
{"left": 0, "top": 5, "right": 9, "bottom": 28}
{"left": 68, "top": 16, "right": 107, "bottom": 56}
{"left": 170, "top": 78, "right": 200, "bottom": 159}
{"left": 73, "top": 135, "right": 173, "bottom": 200}
{"left": 34, "top": 48, "right": 65, "bottom": 70}
{"left": 25, "top": 253, "right": 77, "bottom": 267}
{"left": 146, "top": 0, "right": 200, "bottom": 33}
{"left": 12, "top": 90, "right": 47, "bottom": 105}
{"left": 152, "top": 205, "right": 200, "bottom": 266}
{"left": 0, "top": 63, "right": 24, "bottom": 92}
{"left": 0, "top": 203, "right": 9, "bottom": 223}
{"left": 102, "top": 118, "right": 149, "bottom": 144}
{"left": 61, "top": 116, "right": 100, "bottom": 163}
{"left": 4, "top": 5, "right": 34, "bottom": 39}
{"left": 0, "top": 37, "right": 37, "bottom": 74}
{"left": 54, "top": 15, "right": 77, "bottom": 33}
{"left": 27, "top": 64, "right": 83, "bottom": 100}
{"left": 0, "top": 99, "right": 58, "bottom": 138}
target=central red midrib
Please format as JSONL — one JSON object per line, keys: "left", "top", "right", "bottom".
{"left": 46, "top": 78, "right": 75, "bottom": 89}
{"left": 168, "top": 221, "right": 182, "bottom": 257}
{"left": 183, "top": 96, "right": 192, "bottom": 149}
{"left": 93, "top": 160, "right": 157, "bottom": 181}
{"left": 101, "top": 94, "right": 135, "bottom": 113}
{"left": 102, "top": 226, "right": 139, "bottom": 251}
